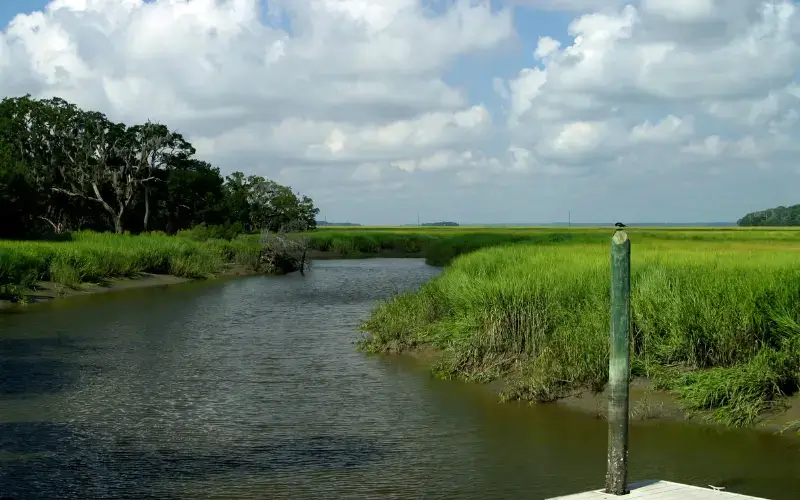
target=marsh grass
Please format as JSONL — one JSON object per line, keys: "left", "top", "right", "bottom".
{"left": 0, "top": 231, "right": 262, "bottom": 301}
{"left": 630, "top": 389, "right": 667, "bottom": 421}
{"left": 309, "top": 226, "right": 800, "bottom": 266}
{"left": 359, "top": 232, "right": 800, "bottom": 427}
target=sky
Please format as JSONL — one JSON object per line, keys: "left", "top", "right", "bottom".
{"left": 1, "top": 1, "right": 799, "bottom": 225}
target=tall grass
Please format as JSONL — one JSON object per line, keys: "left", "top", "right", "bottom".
{"left": 0, "top": 231, "right": 262, "bottom": 300}
{"left": 309, "top": 226, "right": 800, "bottom": 266}
{"left": 308, "top": 228, "right": 607, "bottom": 265}
{"left": 360, "top": 236, "right": 800, "bottom": 427}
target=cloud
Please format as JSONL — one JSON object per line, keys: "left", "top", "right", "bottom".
{"left": 2, "top": 0, "right": 800, "bottom": 223}
{"left": 0, "top": 0, "right": 513, "bottom": 178}
{"left": 629, "top": 115, "right": 694, "bottom": 144}
{"left": 501, "top": 0, "right": 800, "bottom": 184}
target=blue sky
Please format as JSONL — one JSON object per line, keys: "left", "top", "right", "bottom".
{"left": 2, "top": 1, "right": 800, "bottom": 224}
{"left": 0, "top": 0, "right": 49, "bottom": 23}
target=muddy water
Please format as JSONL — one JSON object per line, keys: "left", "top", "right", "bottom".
{"left": 1, "top": 259, "right": 797, "bottom": 499}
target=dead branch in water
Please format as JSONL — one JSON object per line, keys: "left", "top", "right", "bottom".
{"left": 259, "top": 220, "right": 311, "bottom": 275}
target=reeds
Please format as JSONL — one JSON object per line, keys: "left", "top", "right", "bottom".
{"left": 359, "top": 234, "right": 800, "bottom": 427}
{"left": 0, "top": 231, "right": 261, "bottom": 299}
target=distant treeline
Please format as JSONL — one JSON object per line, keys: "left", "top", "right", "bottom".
{"left": 317, "top": 221, "right": 362, "bottom": 227}
{"left": 0, "top": 95, "right": 318, "bottom": 239}
{"left": 422, "top": 221, "right": 459, "bottom": 227}
{"left": 738, "top": 205, "right": 800, "bottom": 226}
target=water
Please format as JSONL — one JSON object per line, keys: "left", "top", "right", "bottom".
{"left": 1, "top": 259, "right": 798, "bottom": 500}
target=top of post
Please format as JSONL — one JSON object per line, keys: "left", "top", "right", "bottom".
{"left": 612, "top": 229, "right": 629, "bottom": 245}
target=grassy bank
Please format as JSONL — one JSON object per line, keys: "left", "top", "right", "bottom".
{"left": 307, "top": 226, "right": 800, "bottom": 266}
{"left": 358, "top": 228, "right": 800, "bottom": 428}
{"left": 5, "top": 225, "right": 800, "bottom": 428}
{"left": 0, "top": 231, "right": 261, "bottom": 301}
{"left": 307, "top": 226, "right": 600, "bottom": 265}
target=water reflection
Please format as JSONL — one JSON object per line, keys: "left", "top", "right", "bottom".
{"left": 0, "top": 259, "right": 798, "bottom": 500}
{"left": 1, "top": 421, "right": 385, "bottom": 499}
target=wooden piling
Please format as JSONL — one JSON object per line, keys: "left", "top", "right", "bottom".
{"left": 548, "top": 229, "right": 769, "bottom": 500}
{"left": 605, "top": 229, "right": 631, "bottom": 495}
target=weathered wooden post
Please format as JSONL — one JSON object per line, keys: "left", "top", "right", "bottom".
{"left": 605, "top": 228, "right": 631, "bottom": 495}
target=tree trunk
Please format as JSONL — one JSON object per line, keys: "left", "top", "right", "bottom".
{"left": 113, "top": 215, "right": 123, "bottom": 235}
{"left": 143, "top": 186, "right": 150, "bottom": 232}
{"left": 112, "top": 206, "right": 125, "bottom": 234}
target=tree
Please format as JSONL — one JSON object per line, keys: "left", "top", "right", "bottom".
{"left": 0, "top": 141, "right": 35, "bottom": 237}
{"left": 45, "top": 105, "right": 137, "bottom": 234}
{"left": 246, "top": 176, "right": 319, "bottom": 232}
{"left": 0, "top": 95, "right": 93, "bottom": 236}
{"left": 738, "top": 205, "right": 800, "bottom": 226}
{"left": 0, "top": 94, "right": 321, "bottom": 238}
{"left": 161, "top": 158, "right": 227, "bottom": 233}
{"left": 123, "top": 122, "right": 194, "bottom": 231}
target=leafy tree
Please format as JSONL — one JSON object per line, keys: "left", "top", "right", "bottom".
{"left": 738, "top": 205, "right": 800, "bottom": 226}
{"left": 123, "top": 122, "right": 194, "bottom": 231}
{"left": 0, "top": 94, "right": 319, "bottom": 238}
{"left": 247, "top": 176, "right": 319, "bottom": 232}
{"left": 161, "top": 158, "right": 228, "bottom": 232}
{"left": 223, "top": 171, "right": 252, "bottom": 231}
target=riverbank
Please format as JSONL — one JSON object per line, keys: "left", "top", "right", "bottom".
{"left": 0, "top": 231, "right": 265, "bottom": 303}
{"left": 557, "top": 378, "right": 800, "bottom": 435}
{"left": 359, "top": 229, "right": 800, "bottom": 432}
{"left": 7, "top": 257, "right": 796, "bottom": 500}
{"left": 0, "top": 264, "right": 259, "bottom": 310}
{"left": 0, "top": 226, "right": 584, "bottom": 302}
{"left": 307, "top": 225, "right": 800, "bottom": 266}
{"left": 6, "top": 226, "right": 800, "bottom": 432}
{"left": 307, "top": 226, "right": 591, "bottom": 266}
{"left": 393, "top": 348, "right": 800, "bottom": 436}
{"left": 7, "top": 226, "right": 797, "bottom": 299}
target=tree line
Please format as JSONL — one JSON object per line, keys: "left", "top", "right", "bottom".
{"left": 737, "top": 205, "right": 800, "bottom": 226}
{"left": 0, "top": 95, "right": 319, "bottom": 239}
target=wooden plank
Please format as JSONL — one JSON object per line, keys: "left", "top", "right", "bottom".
{"left": 547, "top": 480, "right": 769, "bottom": 500}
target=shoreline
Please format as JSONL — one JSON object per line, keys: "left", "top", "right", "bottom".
{"left": 0, "top": 264, "right": 260, "bottom": 310}
{"left": 307, "top": 250, "right": 425, "bottom": 260}
{"left": 390, "top": 347, "right": 800, "bottom": 437}
{"left": 0, "top": 250, "right": 422, "bottom": 309}
{"left": 0, "top": 252, "right": 421, "bottom": 310}
{"left": 5, "top": 250, "right": 798, "bottom": 436}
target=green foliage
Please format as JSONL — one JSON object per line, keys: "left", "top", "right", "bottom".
{"left": 358, "top": 228, "right": 800, "bottom": 427}
{"left": 0, "top": 231, "right": 263, "bottom": 300}
{"left": 0, "top": 94, "right": 318, "bottom": 238}
{"left": 48, "top": 260, "right": 81, "bottom": 288}
{"left": 738, "top": 204, "right": 800, "bottom": 226}
{"left": 659, "top": 348, "right": 798, "bottom": 427}
{"left": 307, "top": 227, "right": 605, "bottom": 265}
{"left": 177, "top": 222, "right": 245, "bottom": 242}
{"left": 421, "top": 221, "right": 459, "bottom": 226}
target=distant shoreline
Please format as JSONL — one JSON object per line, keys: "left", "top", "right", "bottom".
{"left": 450, "top": 222, "right": 740, "bottom": 227}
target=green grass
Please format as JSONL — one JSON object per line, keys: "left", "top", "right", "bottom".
{"left": 308, "top": 225, "right": 800, "bottom": 266}
{"left": 5, "top": 225, "right": 800, "bottom": 428}
{"left": 0, "top": 231, "right": 262, "bottom": 301}
{"left": 357, "top": 229, "right": 800, "bottom": 428}
{"left": 307, "top": 227, "right": 605, "bottom": 265}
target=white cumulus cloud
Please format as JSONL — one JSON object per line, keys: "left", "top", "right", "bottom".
{"left": 2, "top": 0, "right": 800, "bottom": 223}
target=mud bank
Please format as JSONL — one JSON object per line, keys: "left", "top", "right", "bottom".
{"left": 389, "top": 348, "right": 800, "bottom": 437}
{"left": 0, "top": 265, "right": 257, "bottom": 310}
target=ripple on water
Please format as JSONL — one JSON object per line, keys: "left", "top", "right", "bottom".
{"left": 1, "top": 259, "right": 798, "bottom": 500}
{"left": 0, "top": 420, "right": 387, "bottom": 499}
